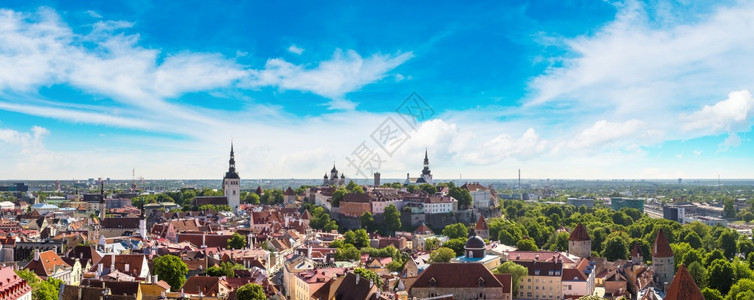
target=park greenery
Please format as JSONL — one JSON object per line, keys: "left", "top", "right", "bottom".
{"left": 15, "top": 270, "right": 62, "bottom": 300}
{"left": 152, "top": 254, "right": 189, "bottom": 291}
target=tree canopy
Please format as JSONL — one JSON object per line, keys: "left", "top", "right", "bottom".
{"left": 153, "top": 255, "right": 189, "bottom": 291}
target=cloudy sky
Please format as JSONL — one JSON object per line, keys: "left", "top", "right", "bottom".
{"left": 0, "top": 0, "right": 753, "bottom": 180}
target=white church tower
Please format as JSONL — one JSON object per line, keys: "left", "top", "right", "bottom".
{"left": 223, "top": 142, "right": 241, "bottom": 213}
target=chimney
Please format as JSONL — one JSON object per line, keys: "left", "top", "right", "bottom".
{"left": 33, "top": 249, "right": 39, "bottom": 261}
{"left": 125, "top": 263, "right": 130, "bottom": 273}
{"left": 98, "top": 263, "right": 103, "bottom": 274}
{"left": 152, "top": 274, "right": 158, "bottom": 284}
{"left": 110, "top": 254, "right": 115, "bottom": 273}
{"left": 355, "top": 274, "right": 360, "bottom": 285}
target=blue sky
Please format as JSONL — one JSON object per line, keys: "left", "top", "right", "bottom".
{"left": 0, "top": 0, "right": 752, "bottom": 180}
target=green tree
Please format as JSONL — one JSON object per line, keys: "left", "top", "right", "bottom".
{"left": 549, "top": 231, "right": 570, "bottom": 252}
{"left": 619, "top": 207, "right": 643, "bottom": 221}
{"left": 683, "top": 231, "right": 703, "bottom": 249}
{"left": 236, "top": 283, "right": 267, "bottom": 300}
{"left": 449, "top": 186, "right": 473, "bottom": 209}
{"left": 494, "top": 261, "right": 528, "bottom": 296}
{"left": 516, "top": 239, "right": 539, "bottom": 251}
{"left": 354, "top": 228, "right": 370, "bottom": 248}
{"left": 724, "top": 197, "right": 736, "bottom": 218}
{"left": 442, "top": 223, "right": 468, "bottom": 239}
{"left": 732, "top": 259, "right": 754, "bottom": 282}
{"left": 701, "top": 287, "right": 723, "bottom": 300}
{"left": 718, "top": 230, "right": 738, "bottom": 259}
{"left": 727, "top": 278, "right": 754, "bottom": 300}
{"left": 442, "top": 238, "right": 467, "bottom": 256}
{"left": 346, "top": 181, "right": 364, "bottom": 194}
{"left": 429, "top": 247, "right": 456, "bottom": 263}
{"left": 707, "top": 259, "right": 734, "bottom": 294}
{"left": 419, "top": 184, "right": 437, "bottom": 195}
{"left": 360, "top": 212, "right": 374, "bottom": 232}
{"left": 227, "top": 233, "right": 247, "bottom": 249}
{"left": 705, "top": 250, "right": 726, "bottom": 267}
{"left": 344, "top": 230, "right": 356, "bottom": 245}
{"left": 245, "top": 193, "right": 260, "bottom": 204}
{"left": 153, "top": 255, "right": 189, "bottom": 291}
{"left": 37, "top": 278, "right": 62, "bottom": 300}
{"left": 331, "top": 187, "right": 346, "bottom": 207}
{"left": 687, "top": 261, "right": 708, "bottom": 289}
{"left": 335, "top": 244, "right": 361, "bottom": 261}
{"left": 206, "top": 261, "right": 245, "bottom": 278}
{"left": 682, "top": 249, "right": 704, "bottom": 267}
{"left": 602, "top": 236, "right": 629, "bottom": 261}
{"left": 384, "top": 204, "right": 401, "bottom": 232}
{"left": 354, "top": 268, "right": 383, "bottom": 286}
{"left": 424, "top": 238, "right": 440, "bottom": 251}
{"left": 739, "top": 238, "right": 754, "bottom": 258}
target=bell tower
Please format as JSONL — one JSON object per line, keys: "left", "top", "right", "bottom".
{"left": 223, "top": 142, "right": 241, "bottom": 213}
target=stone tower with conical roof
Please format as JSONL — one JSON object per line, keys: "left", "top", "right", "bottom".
{"left": 223, "top": 142, "right": 241, "bottom": 213}
{"left": 475, "top": 215, "right": 489, "bottom": 239}
{"left": 664, "top": 265, "right": 703, "bottom": 300}
{"left": 652, "top": 228, "right": 675, "bottom": 290}
{"left": 568, "top": 222, "right": 591, "bottom": 258}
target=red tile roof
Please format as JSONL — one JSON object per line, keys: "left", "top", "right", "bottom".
{"left": 24, "top": 250, "right": 71, "bottom": 277}
{"left": 101, "top": 217, "right": 140, "bottom": 229}
{"left": 414, "top": 223, "right": 433, "bottom": 235}
{"left": 411, "top": 263, "right": 504, "bottom": 288}
{"left": 664, "top": 265, "right": 703, "bottom": 300}
{"left": 652, "top": 229, "right": 673, "bottom": 258}
{"left": 568, "top": 223, "right": 590, "bottom": 241}
{"left": 493, "top": 274, "right": 512, "bottom": 294}
{"left": 475, "top": 216, "right": 488, "bottom": 230}
{"left": 0, "top": 266, "right": 32, "bottom": 299}
{"left": 182, "top": 276, "right": 229, "bottom": 296}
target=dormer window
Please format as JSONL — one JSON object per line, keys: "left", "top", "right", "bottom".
{"left": 429, "top": 278, "right": 437, "bottom": 287}
{"left": 478, "top": 277, "right": 486, "bottom": 287}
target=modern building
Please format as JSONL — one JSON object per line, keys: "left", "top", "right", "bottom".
{"left": 567, "top": 198, "right": 595, "bottom": 209}
{"left": 611, "top": 197, "right": 644, "bottom": 212}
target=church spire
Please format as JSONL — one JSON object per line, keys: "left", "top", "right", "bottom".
{"left": 228, "top": 142, "right": 236, "bottom": 173}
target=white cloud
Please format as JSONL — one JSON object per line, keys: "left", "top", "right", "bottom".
{"left": 287, "top": 44, "right": 304, "bottom": 55}
{"left": 720, "top": 133, "right": 742, "bottom": 151}
{"left": 244, "top": 49, "right": 413, "bottom": 109}
{"left": 565, "top": 119, "right": 646, "bottom": 149}
{"left": 528, "top": 1, "right": 754, "bottom": 120}
{"left": 681, "top": 90, "right": 754, "bottom": 134}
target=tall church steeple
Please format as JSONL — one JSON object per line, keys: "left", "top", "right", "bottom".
{"left": 99, "top": 181, "right": 106, "bottom": 220}
{"left": 223, "top": 142, "right": 241, "bottom": 213}
{"left": 418, "top": 148, "right": 433, "bottom": 185}
{"left": 229, "top": 142, "right": 236, "bottom": 173}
